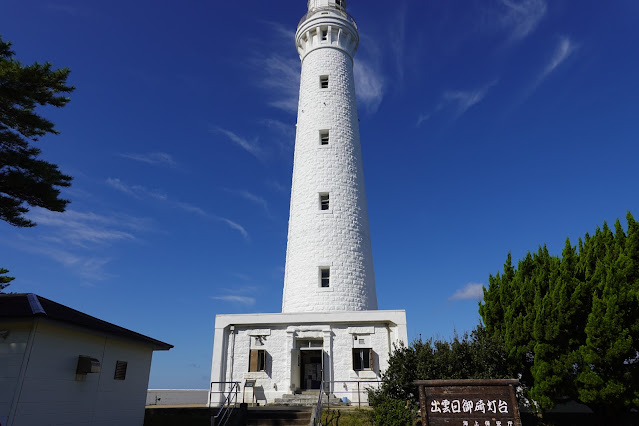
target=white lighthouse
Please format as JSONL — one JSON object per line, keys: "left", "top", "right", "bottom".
{"left": 209, "top": 1, "right": 406, "bottom": 406}
{"left": 282, "top": 0, "right": 377, "bottom": 313}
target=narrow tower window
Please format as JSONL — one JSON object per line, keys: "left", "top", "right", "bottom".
{"left": 319, "top": 130, "right": 329, "bottom": 145}
{"left": 320, "top": 267, "right": 330, "bottom": 287}
{"left": 320, "top": 75, "right": 329, "bottom": 89}
{"left": 320, "top": 193, "right": 329, "bottom": 210}
{"left": 321, "top": 29, "right": 328, "bottom": 41}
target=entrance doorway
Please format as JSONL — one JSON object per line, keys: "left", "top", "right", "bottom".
{"left": 300, "top": 350, "right": 323, "bottom": 390}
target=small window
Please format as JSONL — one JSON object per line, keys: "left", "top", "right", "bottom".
{"left": 320, "top": 130, "right": 329, "bottom": 145}
{"left": 320, "top": 267, "right": 330, "bottom": 287}
{"left": 353, "top": 348, "right": 374, "bottom": 371}
{"left": 320, "top": 193, "right": 329, "bottom": 210}
{"left": 249, "top": 349, "right": 266, "bottom": 372}
{"left": 321, "top": 30, "right": 328, "bottom": 41}
{"left": 320, "top": 75, "right": 329, "bottom": 89}
{"left": 114, "top": 361, "right": 127, "bottom": 380}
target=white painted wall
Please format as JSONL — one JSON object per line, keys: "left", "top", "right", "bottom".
{"left": 2, "top": 318, "right": 155, "bottom": 426}
{"left": 0, "top": 320, "right": 32, "bottom": 426}
{"left": 283, "top": 0, "right": 375, "bottom": 313}
{"left": 209, "top": 311, "right": 407, "bottom": 406}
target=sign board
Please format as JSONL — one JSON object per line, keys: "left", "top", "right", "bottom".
{"left": 414, "top": 379, "right": 522, "bottom": 426}
{"left": 244, "top": 380, "right": 256, "bottom": 388}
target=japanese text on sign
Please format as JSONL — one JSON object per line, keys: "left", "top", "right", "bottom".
{"left": 430, "top": 398, "right": 509, "bottom": 414}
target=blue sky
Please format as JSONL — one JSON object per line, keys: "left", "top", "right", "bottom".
{"left": 2, "top": 0, "right": 639, "bottom": 388}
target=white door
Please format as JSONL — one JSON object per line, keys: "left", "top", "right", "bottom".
{"left": 290, "top": 348, "right": 300, "bottom": 391}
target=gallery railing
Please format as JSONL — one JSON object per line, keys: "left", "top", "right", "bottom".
{"left": 297, "top": 6, "right": 357, "bottom": 29}
{"left": 209, "top": 381, "right": 240, "bottom": 426}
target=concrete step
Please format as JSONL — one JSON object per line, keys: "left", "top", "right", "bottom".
{"left": 273, "top": 392, "right": 347, "bottom": 407}
{"left": 246, "top": 407, "right": 311, "bottom": 425}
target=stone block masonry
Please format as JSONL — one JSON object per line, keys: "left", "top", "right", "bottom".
{"left": 282, "top": 19, "right": 377, "bottom": 313}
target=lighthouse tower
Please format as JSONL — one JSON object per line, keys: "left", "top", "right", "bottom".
{"left": 282, "top": 0, "right": 377, "bottom": 313}
{"left": 209, "top": 1, "right": 406, "bottom": 406}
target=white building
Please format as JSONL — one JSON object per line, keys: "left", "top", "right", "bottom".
{"left": 0, "top": 293, "right": 172, "bottom": 426}
{"left": 209, "top": 0, "right": 407, "bottom": 406}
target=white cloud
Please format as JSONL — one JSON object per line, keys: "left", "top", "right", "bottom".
{"left": 213, "top": 127, "right": 264, "bottom": 160}
{"left": 541, "top": 36, "right": 577, "bottom": 80}
{"left": 449, "top": 283, "right": 485, "bottom": 301}
{"left": 354, "top": 59, "right": 384, "bottom": 113}
{"left": 517, "top": 36, "right": 578, "bottom": 103}
{"left": 212, "top": 295, "right": 256, "bottom": 305}
{"left": 389, "top": 5, "right": 407, "bottom": 84}
{"left": 27, "top": 208, "right": 136, "bottom": 246}
{"left": 441, "top": 80, "right": 498, "bottom": 118}
{"left": 416, "top": 113, "right": 431, "bottom": 127}
{"left": 119, "top": 152, "right": 176, "bottom": 167}
{"left": 106, "top": 178, "right": 167, "bottom": 200}
{"left": 218, "top": 218, "right": 249, "bottom": 240}
{"left": 500, "top": 0, "right": 547, "bottom": 42}
{"left": 261, "top": 118, "right": 294, "bottom": 136}
{"left": 226, "top": 189, "right": 270, "bottom": 215}
{"left": 260, "top": 55, "right": 300, "bottom": 113}
{"left": 175, "top": 202, "right": 210, "bottom": 218}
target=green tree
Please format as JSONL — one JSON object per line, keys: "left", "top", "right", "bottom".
{"left": 369, "top": 325, "right": 513, "bottom": 407}
{"left": 0, "top": 268, "right": 14, "bottom": 293}
{"left": 0, "top": 35, "right": 73, "bottom": 227}
{"left": 480, "top": 213, "right": 639, "bottom": 415}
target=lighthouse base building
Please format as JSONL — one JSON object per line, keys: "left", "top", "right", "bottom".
{"left": 209, "top": 0, "right": 407, "bottom": 406}
{"left": 209, "top": 311, "right": 407, "bottom": 405}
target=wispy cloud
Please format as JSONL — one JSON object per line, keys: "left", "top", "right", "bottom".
{"left": 449, "top": 283, "right": 485, "bottom": 301}
{"left": 213, "top": 127, "right": 264, "bottom": 161}
{"left": 389, "top": 4, "right": 408, "bottom": 85}
{"left": 260, "top": 119, "right": 295, "bottom": 153}
{"left": 260, "top": 55, "right": 300, "bottom": 113}
{"left": 416, "top": 113, "right": 431, "bottom": 127}
{"left": 499, "top": 0, "right": 547, "bottom": 42}
{"left": 261, "top": 119, "right": 294, "bottom": 137}
{"left": 10, "top": 208, "right": 153, "bottom": 282}
{"left": 540, "top": 36, "right": 577, "bottom": 81}
{"left": 262, "top": 21, "right": 295, "bottom": 42}
{"left": 267, "top": 180, "right": 289, "bottom": 194}
{"left": 218, "top": 218, "right": 249, "bottom": 240}
{"left": 225, "top": 189, "right": 270, "bottom": 215}
{"left": 440, "top": 80, "right": 498, "bottom": 118}
{"left": 516, "top": 36, "right": 578, "bottom": 103}
{"left": 27, "top": 209, "right": 137, "bottom": 247}
{"left": 175, "top": 202, "right": 249, "bottom": 240}
{"left": 354, "top": 60, "right": 385, "bottom": 113}
{"left": 106, "top": 178, "right": 167, "bottom": 200}
{"left": 119, "top": 152, "right": 176, "bottom": 168}
{"left": 212, "top": 295, "right": 256, "bottom": 305}
{"left": 176, "top": 202, "right": 210, "bottom": 218}
{"left": 9, "top": 237, "right": 113, "bottom": 281}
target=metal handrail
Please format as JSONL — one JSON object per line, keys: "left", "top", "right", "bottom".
{"left": 298, "top": 6, "right": 357, "bottom": 29}
{"left": 310, "top": 375, "right": 325, "bottom": 426}
{"left": 324, "top": 380, "right": 382, "bottom": 408}
{"left": 210, "top": 381, "right": 240, "bottom": 426}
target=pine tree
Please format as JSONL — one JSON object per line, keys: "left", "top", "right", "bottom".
{"left": 0, "top": 268, "right": 14, "bottom": 293}
{"left": 480, "top": 214, "right": 639, "bottom": 414}
{"left": 0, "top": 35, "right": 73, "bottom": 227}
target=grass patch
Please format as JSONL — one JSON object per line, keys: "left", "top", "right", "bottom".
{"left": 321, "top": 408, "right": 374, "bottom": 425}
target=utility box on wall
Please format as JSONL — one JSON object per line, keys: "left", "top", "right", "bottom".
{"left": 76, "top": 355, "right": 101, "bottom": 374}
